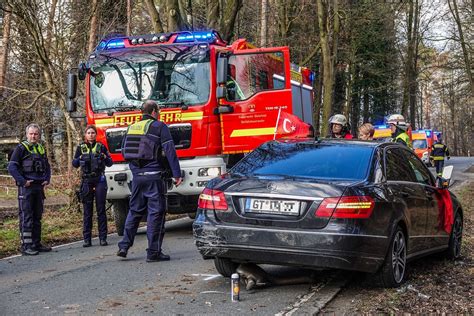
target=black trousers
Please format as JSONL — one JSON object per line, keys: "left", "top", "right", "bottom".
{"left": 18, "top": 184, "right": 44, "bottom": 250}
{"left": 434, "top": 160, "right": 444, "bottom": 176}
{"left": 81, "top": 179, "right": 108, "bottom": 241}
{"left": 118, "top": 175, "right": 167, "bottom": 256}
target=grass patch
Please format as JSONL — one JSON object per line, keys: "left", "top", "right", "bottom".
{"left": 0, "top": 207, "right": 117, "bottom": 258}
{"left": 0, "top": 187, "right": 68, "bottom": 200}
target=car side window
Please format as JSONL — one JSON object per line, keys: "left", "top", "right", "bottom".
{"left": 384, "top": 148, "right": 415, "bottom": 182}
{"left": 403, "top": 149, "right": 434, "bottom": 186}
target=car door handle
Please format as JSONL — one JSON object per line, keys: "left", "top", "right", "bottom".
{"left": 401, "top": 192, "right": 410, "bottom": 198}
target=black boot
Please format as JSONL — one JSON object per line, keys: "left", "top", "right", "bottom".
{"left": 22, "top": 247, "right": 39, "bottom": 256}
{"left": 83, "top": 240, "right": 92, "bottom": 248}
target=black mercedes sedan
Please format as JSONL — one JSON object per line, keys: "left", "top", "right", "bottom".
{"left": 193, "top": 139, "right": 463, "bottom": 288}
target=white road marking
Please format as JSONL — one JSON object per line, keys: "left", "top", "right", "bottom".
{"left": 191, "top": 273, "right": 222, "bottom": 281}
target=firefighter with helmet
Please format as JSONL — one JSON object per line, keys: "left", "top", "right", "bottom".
{"left": 430, "top": 136, "right": 450, "bottom": 177}
{"left": 327, "top": 114, "right": 353, "bottom": 139}
{"left": 387, "top": 114, "right": 412, "bottom": 148}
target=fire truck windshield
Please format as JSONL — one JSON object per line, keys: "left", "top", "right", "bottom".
{"left": 89, "top": 45, "right": 210, "bottom": 112}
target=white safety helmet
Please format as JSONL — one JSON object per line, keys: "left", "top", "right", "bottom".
{"left": 329, "top": 114, "right": 347, "bottom": 126}
{"left": 387, "top": 114, "right": 408, "bottom": 130}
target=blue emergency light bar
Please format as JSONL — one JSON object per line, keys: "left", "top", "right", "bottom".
{"left": 374, "top": 125, "right": 388, "bottom": 129}
{"left": 425, "top": 130, "right": 432, "bottom": 137}
{"left": 175, "top": 32, "right": 215, "bottom": 43}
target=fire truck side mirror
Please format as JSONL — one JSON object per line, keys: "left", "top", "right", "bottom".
{"left": 78, "top": 62, "right": 88, "bottom": 81}
{"left": 67, "top": 72, "right": 77, "bottom": 112}
{"left": 216, "top": 86, "right": 226, "bottom": 99}
{"left": 67, "top": 99, "right": 77, "bottom": 112}
{"left": 216, "top": 57, "right": 228, "bottom": 85}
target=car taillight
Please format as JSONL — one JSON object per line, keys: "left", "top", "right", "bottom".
{"left": 198, "top": 188, "right": 228, "bottom": 211}
{"left": 315, "top": 196, "right": 375, "bottom": 219}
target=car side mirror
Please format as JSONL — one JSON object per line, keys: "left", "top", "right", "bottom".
{"left": 437, "top": 165, "right": 453, "bottom": 189}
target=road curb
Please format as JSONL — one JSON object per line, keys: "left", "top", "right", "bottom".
{"left": 276, "top": 272, "right": 350, "bottom": 315}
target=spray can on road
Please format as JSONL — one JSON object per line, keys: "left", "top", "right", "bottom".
{"left": 231, "top": 273, "right": 240, "bottom": 302}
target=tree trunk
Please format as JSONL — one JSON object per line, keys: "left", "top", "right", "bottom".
{"left": 0, "top": 5, "right": 12, "bottom": 93}
{"left": 126, "top": 0, "right": 132, "bottom": 36}
{"left": 260, "top": 0, "right": 268, "bottom": 47}
{"left": 448, "top": 0, "right": 474, "bottom": 95}
{"left": 207, "top": 0, "right": 220, "bottom": 30}
{"left": 166, "top": 0, "right": 189, "bottom": 31}
{"left": 313, "top": 60, "right": 323, "bottom": 135}
{"left": 219, "top": 0, "right": 243, "bottom": 42}
{"left": 144, "top": 0, "right": 164, "bottom": 33}
{"left": 87, "top": 0, "right": 99, "bottom": 53}
{"left": 317, "top": 0, "right": 338, "bottom": 137}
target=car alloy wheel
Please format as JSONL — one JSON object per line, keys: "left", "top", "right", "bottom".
{"left": 391, "top": 230, "right": 406, "bottom": 284}
{"left": 447, "top": 213, "right": 463, "bottom": 259}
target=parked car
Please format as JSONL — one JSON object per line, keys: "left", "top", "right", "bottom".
{"left": 193, "top": 139, "right": 463, "bottom": 288}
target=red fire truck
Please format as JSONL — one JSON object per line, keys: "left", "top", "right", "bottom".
{"left": 67, "top": 30, "right": 315, "bottom": 235}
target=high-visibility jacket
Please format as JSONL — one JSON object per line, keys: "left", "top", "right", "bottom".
{"left": 431, "top": 142, "right": 450, "bottom": 161}
{"left": 393, "top": 132, "right": 412, "bottom": 149}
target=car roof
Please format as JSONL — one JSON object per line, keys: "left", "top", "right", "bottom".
{"left": 274, "top": 138, "right": 401, "bottom": 150}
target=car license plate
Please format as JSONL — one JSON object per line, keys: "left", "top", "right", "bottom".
{"left": 245, "top": 198, "right": 300, "bottom": 216}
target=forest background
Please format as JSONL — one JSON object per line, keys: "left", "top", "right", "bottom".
{"left": 0, "top": 0, "right": 472, "bottom": 176}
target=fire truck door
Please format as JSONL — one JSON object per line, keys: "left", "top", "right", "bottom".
{"left": 216, "top": 47, "right": 293, "bottom": 154}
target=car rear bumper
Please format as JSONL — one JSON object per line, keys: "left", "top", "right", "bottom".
{"left": 193, "top": 221, "right": 388, "bottom": 273}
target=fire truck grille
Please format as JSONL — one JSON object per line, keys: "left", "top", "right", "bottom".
{"left": 106, "top": 129, "right": 127, "bottom": 154}
{"left": 169, "top": 123, "right": 192, "bottom": 149}
{"left": 105, "top": 123, "right": 191, "bottom": 154}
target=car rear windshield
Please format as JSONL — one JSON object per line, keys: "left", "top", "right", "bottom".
{"left": 231, "top": 142, "right": 373, "bottom": 180}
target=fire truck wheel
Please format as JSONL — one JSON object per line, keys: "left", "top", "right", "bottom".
{"left": 214, "top": 257, "right": 238, "bottom": 277}
{"left": 112, "top": 200, "right": 129, "bottom": 236}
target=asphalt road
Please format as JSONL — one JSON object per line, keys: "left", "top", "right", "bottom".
{"left": 1, "top": 157, "right": 472, "bottom": 315}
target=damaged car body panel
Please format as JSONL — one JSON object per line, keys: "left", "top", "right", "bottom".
{"left": 193, "top": 139, "right": 463, "bottom": 284}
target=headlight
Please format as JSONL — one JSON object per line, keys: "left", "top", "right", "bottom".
{"left": 422, "top": 152, "right": 428, "bottom": 157}
{"left": 198, "top": 167, "right": 221, "bottom": 177}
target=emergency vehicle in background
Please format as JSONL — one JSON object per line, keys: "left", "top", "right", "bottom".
{"left": 412, "top": 129, "right": 438, "bottom": 166}
{"left": 67, "top": 30, "right": 315, "bottom": 235}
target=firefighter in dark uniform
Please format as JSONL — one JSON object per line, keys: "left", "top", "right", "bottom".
{"left": 388, "top": 114, "right": 412, "bottom": 148}
{"left": 431, "top": 137, "right": 450, "bottom": 177}
{"left": 8, "top": 124, "right": 52, "bottom": 255}
{"left": 117, "top": 100, "right": 182, "bottom": 262}
{"left": 72, "top": 125, "right": 113, "bottom": 247}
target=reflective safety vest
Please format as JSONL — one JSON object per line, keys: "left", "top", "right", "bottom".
{"left": 79, "top": 142, "right": 105, "bottom": 177}
{"left": 394, "top": 132, "right": 412, "bottom": 149}
{"left": 122, "top": 119, "right": 158, "bottom": 161}
{"left": 20, "top": 141, "right": 47, "bottom": 174}
{"left": 431, "top": 143, "right": 450, "bottom": 161}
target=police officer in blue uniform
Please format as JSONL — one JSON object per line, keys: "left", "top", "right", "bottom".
{"left": 8, "top": 124, "right": 52, "bottom": 255}
{"left": 72, "top": 125, "right": 113, "bottom": 247}
{"left": 117, "top": 100, "right": 182, "bottom": 262}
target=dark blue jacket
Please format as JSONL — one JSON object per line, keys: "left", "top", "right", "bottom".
{"left": 72, "top": 141, "right": 113, "bottom": 176}
{"left": 8, "top": 142, "right": 51, "bottom": 186}
{"left": 125, "top": 114, "right": 181, "bottom": 177}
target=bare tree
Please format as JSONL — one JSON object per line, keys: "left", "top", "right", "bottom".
{"left": 317, "top": 0, "right": 340, "bottom": 136}
{"left": 448, "top": 0, "right": 473, "bottom": 95}
{"left": 144, "top": 0, "right": 164, "bottom": 33}
{"left": 0, "top": 4, "right": 12, "bottom": 93}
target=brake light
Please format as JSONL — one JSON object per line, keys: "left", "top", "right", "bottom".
{"left": 315, "top": 196, "right": 375, "bottom": 219}
{"left": 198, "top": 188, "right": 228, "bottom": 211}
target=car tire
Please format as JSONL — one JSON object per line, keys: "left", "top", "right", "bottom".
{"left": 214, "top": 257, "right": 238, "bottom": 277}
{"left": 445, "top": 212, "right": 463, "bottom": 259}
{"left": 375, "top": 226, "right": 407, "bottom": 288}
{"left": 112, "top": 200, "right": 129, "bottom": 236}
